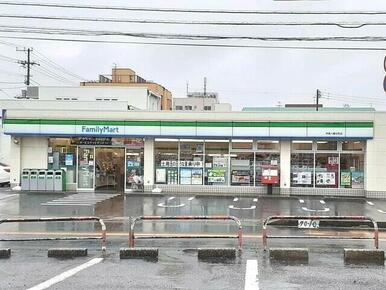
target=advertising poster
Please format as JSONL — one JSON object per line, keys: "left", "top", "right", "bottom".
{"left": 316, "top": 172, "right": 335, "bottom": 186}
{"left": 340, "top": 171, "right": 351, "bottom": 187}
{"left": 191, "top": 168, "right": 203, "bottom": 185}
{"left": 156, "top": 168, "right": 166, "bottom": 183}
{"left": 208, "top": 169, "right": 226, "bottom": 183}
{"left": 65, "top": 154, "right": 73, "bottom": 166}
{"left": 180, "top": 168, "right": 192, "bottom": 185}
{"left": 351, "top": 171, "right": 364, "bottom": 189}
{"left": 292, "top": 172, "right": 312, "bottom": 185}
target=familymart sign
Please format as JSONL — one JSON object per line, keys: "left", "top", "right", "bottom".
{"left": 2, "top": 119, "right": 374, "bottom": 139}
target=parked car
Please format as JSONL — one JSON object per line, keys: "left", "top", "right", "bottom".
{"left": 0, "top": 162, "right": 10, "bottom": 186}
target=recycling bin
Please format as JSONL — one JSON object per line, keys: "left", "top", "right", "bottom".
{"left": 29, "top": 169, "right": 38, "bottom": 190}
{"left": 21, "top": 169, "right": 30, "bottom": 191}
{"left": 45, "top": 170, "right": 54, "bottom": 191}
{"left": 54, "top": 170, "right": 66, "bottom": 191}
{"left": 37, "top": 170, "right": 46, "bottom": 191}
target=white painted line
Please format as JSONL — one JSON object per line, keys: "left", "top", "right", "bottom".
{"left": 244, "top": 259, "right": 259, "bottom": 290}
{"left": 367, "top": 201, "right": 375, "bottom": 206}
{"left": 320, "top": 200, "right": 325, "bottom": 204}
{"left": 233, "top": 197, "right": 239, "bottom": 202}
{"left": 253, "top": 198, "right": 258, "bottom": 202}
{"left": 229, "top": 205, "right": 256, "bottom": 210}
{"left": 27, "top": 257, "right": 103, "bottom": 290}
{"left": 301, "top": 206, "right": 330, "bottom": 212}
{"left": 188, "top": 196, "right": 195, "bottom": 201}
{"left": 299, "top": 199, "right": 304, "bottom": 204}
{"left": 377, "top": 209, "right": 386, "bottom": 214}
{"left": 158, "top": 202, "right": 185, "bottom": 208}
{"left": 0, "top": 194, "right": 17, "bottom": 200}
{"left": 168, "top": 196, "right": 175, "bottom": 201}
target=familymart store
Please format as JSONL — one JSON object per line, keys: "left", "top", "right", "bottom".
{"left": 3, "top": 110, "right": 381, "bottom": 196}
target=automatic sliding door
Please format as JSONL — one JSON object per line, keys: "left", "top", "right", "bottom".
{"left": 77, "top": 146, "right": 95, "bottom": 190}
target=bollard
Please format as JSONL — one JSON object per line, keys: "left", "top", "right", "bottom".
{"left": 197, "top": 248, "right": 236, "bottom": 260}
{"left": 344, "top": 249, "right": 384, "bottom": 265}
{"left": 269, "top": 248, "right": 308, "bottom": 263}
{"left": 48, "top": 248, "right": 88, "bottom": 258}
{"left": 120, "top": 248, "right": 158, "bottom": 260}
{"left": 0, "top": 248, "right": 11, "bottom": 258}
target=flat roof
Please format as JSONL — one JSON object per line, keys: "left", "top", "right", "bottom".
{"left": 242, "top": 107, "right": 376, "bottom": 112}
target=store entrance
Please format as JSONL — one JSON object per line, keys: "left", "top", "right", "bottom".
{"left": 95, "top": 147, "right": 125, "bottom": 192}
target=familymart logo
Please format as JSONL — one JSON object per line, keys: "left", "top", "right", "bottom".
{"left": 81, "top": 125, "right": 120, "bottom": 134}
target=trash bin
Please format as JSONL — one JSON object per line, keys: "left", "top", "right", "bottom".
{"left": 46, "top": 170, "right": 54, "bottom": 191}
{"left": 54, "top": 170, "right": 66, "bottom": 191}
{"left": 38, "top": 170, "right": 46, "bottom": 191}
{"left": 29, "top": 169, "right": 38, "bottom": 190}
{"left": 21, "top": 169, "right": 30, "bottom": 191}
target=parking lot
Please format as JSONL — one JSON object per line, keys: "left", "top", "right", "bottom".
{"left": 1, "top": 189, "right": 386, "bottom": 289}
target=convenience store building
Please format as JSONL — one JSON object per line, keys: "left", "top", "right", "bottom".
{"left": 2, "top": 105, "right": 384, "bottom": 197}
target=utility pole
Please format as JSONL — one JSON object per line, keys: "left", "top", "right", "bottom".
{"left": 316, "top": 89, "right": 321, "bottom": 111}
{"left": 203, "top": 77, "right": 207, "bottom": 97}
{"left": 17, "top": 48, "right": 39, "bottom": 86}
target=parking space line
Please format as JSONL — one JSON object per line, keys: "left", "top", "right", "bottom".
{"left": 168, "top": 196, "right": 175, "bottom": 201}
{"left": 188, "top": 196, "right": 195, "bottom": 201}
{"left": 253, "top": 198, "right": 258, "bottom": 202}
{"left": 366, "top": 201, "right": 375, "bottom": 206}
{"left": 299, "top": 199, "right": 305, "bottom": 203}
{"left": 27, "top": 257, "right": 103, "bottom": 290}
{"left": 244, "top": 259, "right": 259, "bottom": 290}
{"left": 0, "top": 194, "right": 17, "bottom": 200}
{"left": 233, "top": 197, "right": 239, "bottom": 202}
{"left": 320, "top": 200, "right": 326, "bottom": 204}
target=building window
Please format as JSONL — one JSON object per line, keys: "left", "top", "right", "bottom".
{"left": 48, "top": 138, "right": 77, "bottom": 185}
{"left": 291, "top": 153, "right": 314, "bottom": 187}
{"left": 315, "top": 153, "right": 339, "bottom": 188}
{"left": 175, "top": 106, "right": 183, "bottom": 110}
{"left": 231, "top": 140, "right": 253, "bottom": 150}
{"left": 154, "top": 139, "right": 179, "bottom": 185}
{"left": 230, "top": 152, "right": 254, "bottom": 186}
{"left": 179, "top": 140, "right": 204, "bottom": 185}
{"left": 342, "top": 141, "right": 365, "bottom": 151}
{"left": 204, "top": 106, "right": 212, "bottom": 111}
{"left": 204, "top": 141, "right": 229, "bottom": 186}
{"left": 257, "top": 141, "right": 280, "bottom": 151}
{"left": 292, "top": 141, "right": 313, "bottom": 151}
{"left": 317, "top": 141, "right": 337, "bottom": 151}
{"left": 184, "top": 105, "right": 193, "bottom": 111}
{"left": 340, "top": 154, "right": 364, "bottom": 188}
{"left": 125, "top": 139, "right": 144, "bottom": 190}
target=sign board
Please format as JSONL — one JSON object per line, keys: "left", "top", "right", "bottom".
{"left": 298, "top": 219, "right": 320, "bottom": 229}
{"left": 261, "top": 165, "right": 279, "bottom": 185}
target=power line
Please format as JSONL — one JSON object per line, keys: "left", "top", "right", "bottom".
{"left": 3, "top": 25, "right": 386, "bottom": 42}
{"left": 0, "top": 14, "right": 385, "bottom": 28}
{"left": 1, "top": 34, "right": 386, "bottom": 51}
{"left": 1, "top": 1, "right": 386, "bottom": 15}
{"left": 0, "top": 53, "right": 18, "bottom": 62}
{"left": 34, "top": 66, "right": 77, "bottom": 85}
{"left": 0, "top": 81, "right": 24, "bottom": 84}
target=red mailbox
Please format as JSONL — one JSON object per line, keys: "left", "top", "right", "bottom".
{"left": 261, "top": 165, "right": 279, "bottom": 185}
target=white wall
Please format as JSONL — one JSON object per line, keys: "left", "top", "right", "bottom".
{"left": 143, "top": 138, "right": 155, "bottom": 187}
{"left": 21, "top": 137, "right": 48, "bottom": 170}
{"left": 280, "top": 141, "right": 291, "bottom": 189}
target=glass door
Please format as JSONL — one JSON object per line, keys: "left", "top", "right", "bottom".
{"left": 77, "top": 146, "right": 95, "bottom": 190}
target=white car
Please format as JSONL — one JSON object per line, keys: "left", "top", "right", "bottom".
{"left": 0, "top": 163, "right": 10, "bottom": 186}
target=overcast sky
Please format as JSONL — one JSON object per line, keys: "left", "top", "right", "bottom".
{"left": 1, "top": 0, "right": 386, "bottom": 110}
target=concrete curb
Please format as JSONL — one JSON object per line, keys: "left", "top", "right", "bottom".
{"left": 48, "top": 248, "right": 88, "bottom": 258}
{"left": 119, "top": 248, "right": 158, "bottom": 259}
{"left": 197, "top": 248, "right": 236, "bottom": 260}
{"left": 344, "top": 249, "right": 385, "bottom": 265}
{"left": 269, "top": 248, "right": 309, "bottom": 263}
{"left": 0, "top": 248, "right": 11, "bottom": 258}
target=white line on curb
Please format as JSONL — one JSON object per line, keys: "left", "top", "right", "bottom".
{"left": 245, "top": 259, "right": 259, "bottom": 290}
{"left": 27, "top": 257, "right": 103, "bottom": 290}
{"left": 367, "top": 201, "right": 374, "bottom": 206}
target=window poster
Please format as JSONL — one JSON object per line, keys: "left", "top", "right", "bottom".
{"left": 292, "top": 172, "right": 312, "bottom": 185}
{"left": 351, "top": 171, "right": 364, "bottom": 189}
{"left": 191, "top": 168, "right": 203, "bottom": 184}
{"left": 180, "top": 168, "right": 192, "bottom": 185}
{"left": 65, "top": 154, "right": 73, "bottom": 166}
{"left": 156, "top": 168, "right": 166, "bottom": 183}
{"left": 208, "top": 169, "right": 226, "bottom": 183}
{"left": 340, "top": 171, "right": 351, "bottom": 187}
{"left": 316, "top": 172, "right": 335, "bottom": 185}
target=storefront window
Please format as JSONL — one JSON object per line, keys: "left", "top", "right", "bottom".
{"left": 231, "top": 140, "right": 253, "bottom": 150}
{"left": 230, "top": 153, "right": 254, "bottom": 186}
{"left": 125, "top": 139, "right": 144, "bottom": 190}
{"left": 204, "top": 141, "right": 229, "bottom": 186}
{"left": 154, "top": 140, "right": 178, "bottom": 185}
{"left": 340, "top": 154, "right": 364, "bottom": 189}
{"left": 179, "top": 140, "right": 204, "bottom": 185}
{"left": 291, "top": 153, "right": 314, "bottom": 187}
{"left": 292, "top": 141, "right": 313, "bottom": 151}
{"left": 255, "top": 153, "right": 280, "bottom": 186}
{"left": 317, "top": 141, "right": 337, "bottom": 151}
{"left": 315, "top": 153, "right": 339, "bottom": 188}
{"left": 342, "top": 141, "right": 365, "bottom": 151}
{"left": 48, "top": 138, "right": 77, "bottom": 184}
{"left": 257, "top": 141, "right": 280, "bottom": 151}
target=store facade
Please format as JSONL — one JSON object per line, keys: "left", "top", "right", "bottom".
{"left": 2, "top": 108, "right": 383, "bottom": 197}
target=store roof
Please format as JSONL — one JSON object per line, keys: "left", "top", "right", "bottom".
{"left": 242, "top": 107, "right": 376, "bottom": 112}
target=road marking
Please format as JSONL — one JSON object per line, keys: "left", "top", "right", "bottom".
{"left": 233, "top": 197, "right": 239, "bottom": 202}
{"left": 244, "top": 259, "right": 259, "bottom": 290}
{"left": 0, "top": 194, "right": 17, "bottom": 200}
{"left": 157, "top": 202, "right": 185, "bottom": 208}
{"left": 27, "top": 257, "right": 103, "bottom": 290}
{"left": 301, "top": 206, "right": 330, "bottom": 212}
{"left": 320, "top": 200, "right": 326, "bottom": 204}
{"left": 299, "top": 199, "right": 305, "bottom": 203}
{"left": 253, "top": 198, "right": 258, "bottom": 202}
{"left": 229, "top": 205, "right": 256, "bottom": 210}
{"left": 367, "top": 201, "right": 375, "bottom": 206}
{"left": 377, "top": 209, "right": 386, "bottom": 214}
{"left": 168, "top": 196, "right": 175, "bottom": 201}
{"left": 188, "top": 196, "right": 195, "bottom": 201}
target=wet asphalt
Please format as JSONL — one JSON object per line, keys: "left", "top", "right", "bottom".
{"left": 1, "top": 188, "right": 386, "bottom": 289}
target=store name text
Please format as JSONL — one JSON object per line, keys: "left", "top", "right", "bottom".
{"left": 81, "top": 126, "right": 120, "bottom": 134}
